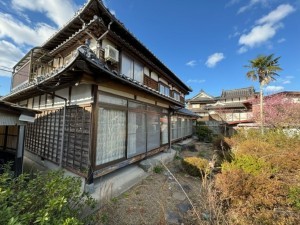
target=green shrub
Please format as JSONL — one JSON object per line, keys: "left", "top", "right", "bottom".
{"left": 196, "top": 125, "right": 213, "bottom": 142}
{"left": 288, "top": 186, "right": 300, "bottom": 210}
{"left": 212, "top": 135, "right": 233, "bottom": 166}
{"left": 0, "top": 166, "right": 96, "bottom": 225}
{"left": 222, "top": 154, "right": 274, "bottom": 176}
{"left": 182, "top": 157, "right": 210, "bottom": 177}
{"left": 153, "top": 165, "right": 164, "bottom": 174}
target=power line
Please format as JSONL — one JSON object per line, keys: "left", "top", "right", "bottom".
{"left": 0, "top": 65, "right": 13, "bottom": 69}
{"left": 0, "top": 68, "right": 12, "bottom": 73}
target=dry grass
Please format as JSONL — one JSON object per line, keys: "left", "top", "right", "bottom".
{"left": 96, "top": 141, "right": 228, "bottom": 225}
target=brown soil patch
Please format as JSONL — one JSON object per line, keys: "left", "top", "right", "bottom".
{"left": 96, "top": 141, "right": 220, "bottom": 225}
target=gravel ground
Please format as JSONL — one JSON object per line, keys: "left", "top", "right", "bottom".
{"left": 96, "top": 141, "right": 217, "bottom": 225}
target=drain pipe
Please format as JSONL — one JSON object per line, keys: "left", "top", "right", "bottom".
{"left": 97, "top": 21, "right": 113, "bottom": 41}
{"left": 36, "top": 87, "right": 67, "bottom": 168}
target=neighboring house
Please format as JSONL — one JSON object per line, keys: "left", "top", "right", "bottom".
{"left": 1, "top": 0, "right": 197, "bottom": 181}
{"left": 186, "top": 90, "right": 215, "bottom": 120}
{"left": 265, "top": 91, "right": 300, "bottom": 103}
{"left": 0, "top": 101, "right": 40, "bottom": 176}
{"left": 187, "top": 87, "right": 258, "bottom": 125}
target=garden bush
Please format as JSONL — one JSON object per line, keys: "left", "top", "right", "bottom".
{"left": 0, "top": 165, "right": 96, "bottom": 225}
{"left": 212, "top": 135, "right": 233, "bottom": 167}
{"left": 214, "top": 128, "right": 300, "bottom": 224}
{"left": 182, "top": 156, "right": 210, "bottom": 177}
{"left": 196, "top": 122, "right": 213, "bottom": 142}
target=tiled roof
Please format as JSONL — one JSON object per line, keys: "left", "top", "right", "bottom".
{"left": 176, "top": 108, "right": 199, "bottom": 117}
{"left": 29, "top": 0, "right": 191, "bottom": 93}
{"left": 220, "top": 87, "right": 256, "bottom": 99}
{"left": 186, "top": 90, "right": 215, "bottom": 102}
{"left": 1, "top": 46, "right": 185, "bottom": 107}
{"left": 0, "top": 100, "right": 41, "bottom": 114}
{"left": 206, "top": 102, "right": 247, "bottom": 110}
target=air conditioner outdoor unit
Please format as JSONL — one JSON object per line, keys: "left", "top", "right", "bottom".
{"left": 104, "top": 45, "right": 119, "bottom": 63}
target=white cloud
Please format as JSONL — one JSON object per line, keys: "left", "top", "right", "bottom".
{"left": 110, "top": 10, "right": 116, "bottom": 16}
{"left": 205, "top": 53, "right": 225, "bottom": 68}
{"left": 278, "top": 75, "right": 294, "bottom": 84}
{"left": 237, "top": 46, "right": 248, "bottom": 54}
{"left": 185, "top": 60, "right": 197, "bottom": 67}
{"left": 264, "top": 85, "right": 284, "bottom": 92}
{"left": 0, "top": 13, "right": 56, "bottom": 46}
{"left": 12, "top": 0, "right": 78, "bottom": 27}
{"left": 187, "top": 79, "right": 206, "bottom": 84}
{"left": 0, "top": 40, "right": 24, "bottom": 77}
{"left": 256, "top": 4, "right": 295, "bottom": 25}
{"left": 277, "top": 38, "right": 286, "bottom": 43}
{"left": 238, "top": 4, "right": 295, "bottom": 53}
{"left": 239, "top": 23, "right": 278, "bottom": 48}
{"left": 238, "top": 0, "right": 269, "bottom": 14}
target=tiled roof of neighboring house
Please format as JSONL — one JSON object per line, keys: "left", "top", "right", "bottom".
{"left": 175, "top": 108, "right": 199, "bottom": 117}
{"left": 206, "top": 102, "right": 247, "bottom": 110}
{"left": 219, "top": 86, "right": 257, "bottom": 99}
{"left": 266, "top": 91, "right": 300, "bottom": 98}
{"left": 0, "top": 100, "right": 41, "bottom": 115}
{"left": 186, "top": 89, "right": 215, "bottom": 103}
{"left": 190, "top": 108, "right": 209, "bottom": 113}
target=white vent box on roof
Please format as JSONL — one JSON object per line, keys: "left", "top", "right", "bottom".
{"left": 104, "top": 45, "right": 119, "bottom": 63}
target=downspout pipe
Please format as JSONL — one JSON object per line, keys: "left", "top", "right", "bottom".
{"left": 36, "top": 87, "right": 67, "bottom": 168}
{"left": 97, "top": 21, "right": 113, "bottom": 41}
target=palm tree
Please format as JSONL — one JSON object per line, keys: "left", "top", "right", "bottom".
{"left": 245, "top": 54, "right": 282, "bottom": 133}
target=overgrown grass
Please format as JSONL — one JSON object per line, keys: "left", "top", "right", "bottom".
{"left": 215, "top": 128, "right": 300, "bottom": 224}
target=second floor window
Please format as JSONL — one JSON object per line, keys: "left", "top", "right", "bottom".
{"left": 173, "top": 91, "right": 180, "bottom": 101}
{"left": 159, "top": 83, "right": 170, "bottom": 96}
{"left": 121, "top": 54, "right": 143, "bottom": 83}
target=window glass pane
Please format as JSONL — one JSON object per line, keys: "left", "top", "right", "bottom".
{"left": 164, "top": 86, "right": 170, "bottom": 96}
{"left": 127, "top": 111, "right": 146, "bottom": 157}
{"left": 128, "top": 101, "right": 146, "bottom": 110}
{"left": 99, "top": 94, "right": 127, "bottom": 106}
{"left": 134, "top": 61, "right": 143, "bottom": 83}
{"left": 174, "top": 92, "right": 180, "bottom": 101}
{"left": 161, "top": 115, "right": 168, "bottom": 144}
{"left": 171, "top": 116, "right": 177, "bottom": 140}
{"left": 147, "top": 106, "right": 162, "bottom": 113}
{"left": 177, "top": 118, "right": 182, "bottom": 138}
{"left": 181, "top": 118, "right": 185, "bottom": 137}
{"left": 147, "top": 114, "right": 160, "bottom": 150}
{"left": 96, "top": 108, "right": 126, "bottom": 165}
{"left": 121, "top": 54, "right": 133, "bottom": 78}
{"left": 159, "top": 84, "right": 164, "bottom": 94}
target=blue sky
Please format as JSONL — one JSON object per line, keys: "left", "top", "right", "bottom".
{"left": 0, "top": 0, "right": 299, "bottom": 98}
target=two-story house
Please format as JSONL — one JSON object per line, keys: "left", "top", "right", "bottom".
{"left": 1, "top": 0, "right": 197, "bottom": 182}
{"left": 187, "top": 87, "right": 258, "bottom": 124}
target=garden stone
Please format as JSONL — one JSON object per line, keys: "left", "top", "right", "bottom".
{"left": 181, "top": 184, "right": 191, "bottom": 192}
{"left": 165, "top": 211, "right": 182, "bottom": 224}
{"left": 172, "top": 191, "right": 186, "bottom": 201}
{"left": 177, "top": 202, "right": 192, "bottom": 213}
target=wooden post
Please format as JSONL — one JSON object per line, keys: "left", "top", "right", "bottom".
{"left": 15, "top": 125, "right": 25, "bottom": 176}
